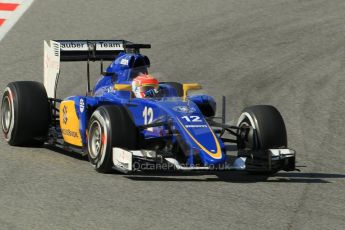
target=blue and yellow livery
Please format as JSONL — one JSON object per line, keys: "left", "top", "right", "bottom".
{"left": 0, "top": 39, "right": 296, "bottom": 175}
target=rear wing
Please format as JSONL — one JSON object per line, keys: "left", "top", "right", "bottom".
{"left": 43, "top": 40, "right": 150, "bottom": 98}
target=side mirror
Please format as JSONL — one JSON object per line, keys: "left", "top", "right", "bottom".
{"left": 183, "top": 83, "right": 202, "bottom": 99}
{"left": 114, "top": 84, "right": 132, "bottom": 91}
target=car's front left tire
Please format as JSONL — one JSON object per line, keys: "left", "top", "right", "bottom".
{"left": 87, "top": 105, "right": 138, "bottom": 173}
{"left": 236, "top": 105, "right": 288, "bottom": 175}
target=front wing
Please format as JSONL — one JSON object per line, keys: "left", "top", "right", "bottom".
{"left": 112, "top": 147, "right": 296, "bottom": 173}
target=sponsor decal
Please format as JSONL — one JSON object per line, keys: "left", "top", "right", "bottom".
{"left": 173, "top": 106, "right": 196, "bottom": 113}
{"left": 60, "top": 41, "right": 123, "bottom": 51}
{"left": 59, "top": 101, "right": 82, "bottom": 146}
{"left": 185, "top": 125, "right": 208, "bottom": 128}
{"left": 62, "top": 105, "right": 68, "bottom": 124}
{"left": 79, "top": 99, "right": 85, "bottom": 113}
{"left": 44, "top": 54, "right": 59, "bottom": 70}
{"left": 120, "top": 59, "right": 129, "bottom": 65}
{"left": 61, "top": 129, "right": 79, "bottom": 138}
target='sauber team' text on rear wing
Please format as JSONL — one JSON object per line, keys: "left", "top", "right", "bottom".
{"left": 43, "top": 40, "right": 150, "bottom": 98}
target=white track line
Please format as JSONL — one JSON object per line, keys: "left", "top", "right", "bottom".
{"left": 0, "top": 0, "right": 35, "bottom": 42}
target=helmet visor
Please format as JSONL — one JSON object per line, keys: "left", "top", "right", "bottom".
{"left": 140, "top": 85, "right": 158, "bottom": 92}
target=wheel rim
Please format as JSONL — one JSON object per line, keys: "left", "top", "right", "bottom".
{"left": 1, "top": 95, "right": 12, "bottom": 133}
{"left": 238, "top": 120, "right": 256, "bottom": 150}
{"left": 89, "top": 120, "right": 103, "bottom": 159}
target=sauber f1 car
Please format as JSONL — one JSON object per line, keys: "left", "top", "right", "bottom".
{"left": 1, "top": 40, "right": 296, "bottom": 174}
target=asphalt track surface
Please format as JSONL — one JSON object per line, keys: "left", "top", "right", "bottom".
{"left": 0, "top": 0, "right": 345, "bottom": 229}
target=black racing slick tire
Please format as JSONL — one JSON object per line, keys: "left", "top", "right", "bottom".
{"left": 237, "top": 105, "right": 287, "bottom": 174}
{"left": 87, "top": 105, "right": 138, "bottom": 173}
{"left": 160, "top": 82, "right": 183, "bottom": 97}
{"left": 1, "top": 81, "right": 50, "bottom": 146}
{"left": 237, "top": 105, "right": 287, "bottom": 150}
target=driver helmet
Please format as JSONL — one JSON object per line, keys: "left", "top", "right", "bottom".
{"left": 132, "top": 74, "right": 159, "bottom": 98}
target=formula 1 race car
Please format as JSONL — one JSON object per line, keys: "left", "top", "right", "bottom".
{"left": 1, "top": 40, "right": 296, "bottom": 174}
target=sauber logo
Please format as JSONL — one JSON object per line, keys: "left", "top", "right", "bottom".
{"left": 62, "top": 106, "right": 68, "bottom": 124}
{"left": 60, "top": 42, "right": 86, "bottom": 49}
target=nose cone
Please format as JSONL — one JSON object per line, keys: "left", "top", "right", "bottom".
{"left": 156, "top": 100, "right": 227, "bottom": 166}
{"left": 176, "top": 117, "right": 226, "bottom": 165}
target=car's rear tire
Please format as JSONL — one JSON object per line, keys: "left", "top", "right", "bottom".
{"left": 237, "top": 105, "right": 287, "bottom": 174}
{"left": 1, "top": 81, "right": 50, "bottom": 146}
{"left": 87, "top": 105, "right": 138, "bottom": 173}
